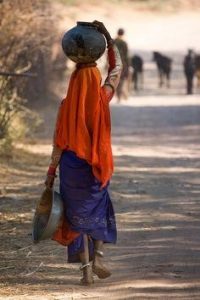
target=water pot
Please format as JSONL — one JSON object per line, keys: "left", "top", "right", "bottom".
{"left": 62, "top": 21, "right": 106, "bottom": 63}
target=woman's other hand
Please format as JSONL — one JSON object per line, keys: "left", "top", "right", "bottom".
{"left": 45, "top": 175, "right": 55, "bottom": 189}
{"left": 45, "top": 165, "right": 56, "bottom": 189}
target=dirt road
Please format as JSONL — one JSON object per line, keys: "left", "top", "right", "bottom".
{"left": 1, "top": 81, "right": 200, "bottom": 300}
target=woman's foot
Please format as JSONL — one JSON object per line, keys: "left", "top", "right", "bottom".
{"left": 92, "top": 253, "right": 111, "bottom": 279}
{"left": 80, "top": 264, "right": 94, "bottom": 286}
{"left": 79, "top": 235, "right": 94, "bottom": 285}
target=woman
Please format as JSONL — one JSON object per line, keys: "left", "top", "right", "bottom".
{"left": 45, "top": 21, "right": 122, "bottom": 285}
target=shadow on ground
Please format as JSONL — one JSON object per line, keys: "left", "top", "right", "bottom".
{"left": 0, "top": 101, "right": 200, "bottom": 299}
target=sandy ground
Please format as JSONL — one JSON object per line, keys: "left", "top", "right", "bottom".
{"left": 1, "top": 2, "right": 200, "bottom": 300}
{"left": 1, "top": 71, "right": 200, "bottom": 300}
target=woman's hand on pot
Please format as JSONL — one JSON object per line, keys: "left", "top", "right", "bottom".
{"left": 93, "top": 20, "right": 107, "bottom": 34}
{"left": 93, "top": 20, "right": 112, "bottom": 46}
{"left": 92, "top": 20, "right": 112, "bottom": 43}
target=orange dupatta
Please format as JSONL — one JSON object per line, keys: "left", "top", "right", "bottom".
{"left": 54, "top": 65, "right": 113, "bottom": 188}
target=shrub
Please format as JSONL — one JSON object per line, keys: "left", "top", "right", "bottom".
{"left": 0, "top": 0, "right": 55, "bottom": 142}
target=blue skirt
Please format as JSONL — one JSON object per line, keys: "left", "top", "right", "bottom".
{"left": 59, "top": 150, "right": 117, "bottom": 262}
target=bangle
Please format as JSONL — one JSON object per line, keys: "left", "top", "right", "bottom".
{"left": 47, "top": 174, "right": 57, "bottom": 178}
{"left": 107, "top": 38, "right": 114, "bottom": 48}
{"left": 47, "top": 166, "right": 56, "bottom": 176}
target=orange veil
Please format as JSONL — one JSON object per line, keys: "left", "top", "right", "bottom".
{"left": 54, "top": 65, "right": 113, "bottom": 188}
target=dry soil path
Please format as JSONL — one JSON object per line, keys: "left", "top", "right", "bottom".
{"left": 1, "top": 88, "right": 200, "bottom": 299}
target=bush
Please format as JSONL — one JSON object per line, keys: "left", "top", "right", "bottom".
{"left": 0, "top": 0, "right": 56, "bottom": 142}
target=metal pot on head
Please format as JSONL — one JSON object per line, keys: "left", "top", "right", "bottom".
{"left": 62, "top": 21, "right": 106, "bottom": 63}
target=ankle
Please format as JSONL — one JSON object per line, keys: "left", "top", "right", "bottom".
{"left": 94, "top": 249, "right": 104, "bottom": 257}
{"left": 82, "top": 267, "right": 93, "bottom": 281}
{"left": 94, "top": 254, "right": 104, "bottom": 265}
{"left": 80, "top": 263, "right": 90, "bottom": 270}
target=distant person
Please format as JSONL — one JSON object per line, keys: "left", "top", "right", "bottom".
{"left": 183, "top": 49, "right": 196, "bottom": 95}
{"left": 195, "top": 55, "right": 200, "bottom": 88}
{"left": 114, "top": 28, "right": 129, "bottom": 102}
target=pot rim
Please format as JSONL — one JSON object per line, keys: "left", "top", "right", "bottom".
{"left": 77, "top": 21, "right": 97, "bottom": 29}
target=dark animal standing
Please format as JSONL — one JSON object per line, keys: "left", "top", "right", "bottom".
{"left": 153, "top": 51, "right": 172, "bottom": 88}
{"left": 131, "top": 55, "right": 143, "bottom": 91}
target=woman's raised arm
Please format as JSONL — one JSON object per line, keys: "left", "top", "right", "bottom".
{"left": 92, "top": 20, "right": 122, "bottom": 100}
{"left": 103, "top": 44, "right": 122, "bottom": 98}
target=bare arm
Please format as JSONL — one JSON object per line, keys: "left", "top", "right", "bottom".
{"left": 92, "top": 20, "right": 122, "bottom": 98}
{"left": 103, "top": 44, "right": 122, "bottom": 95}
{"left": 49, "top": 144, "right": 63, "bottom": 169}
{"left": 45, "top": 105, "right": 63, "bottom": 188}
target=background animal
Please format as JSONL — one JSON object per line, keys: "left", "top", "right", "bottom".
{"left": 131, "top": 55, "right": 143, "bottom": 91}
{"left": 153, "top": 51, "right": 172, "bottom": 88}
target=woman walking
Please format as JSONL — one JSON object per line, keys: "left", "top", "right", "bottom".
{"left": 45, "top": 21, "right": 122, "bottom": 285}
